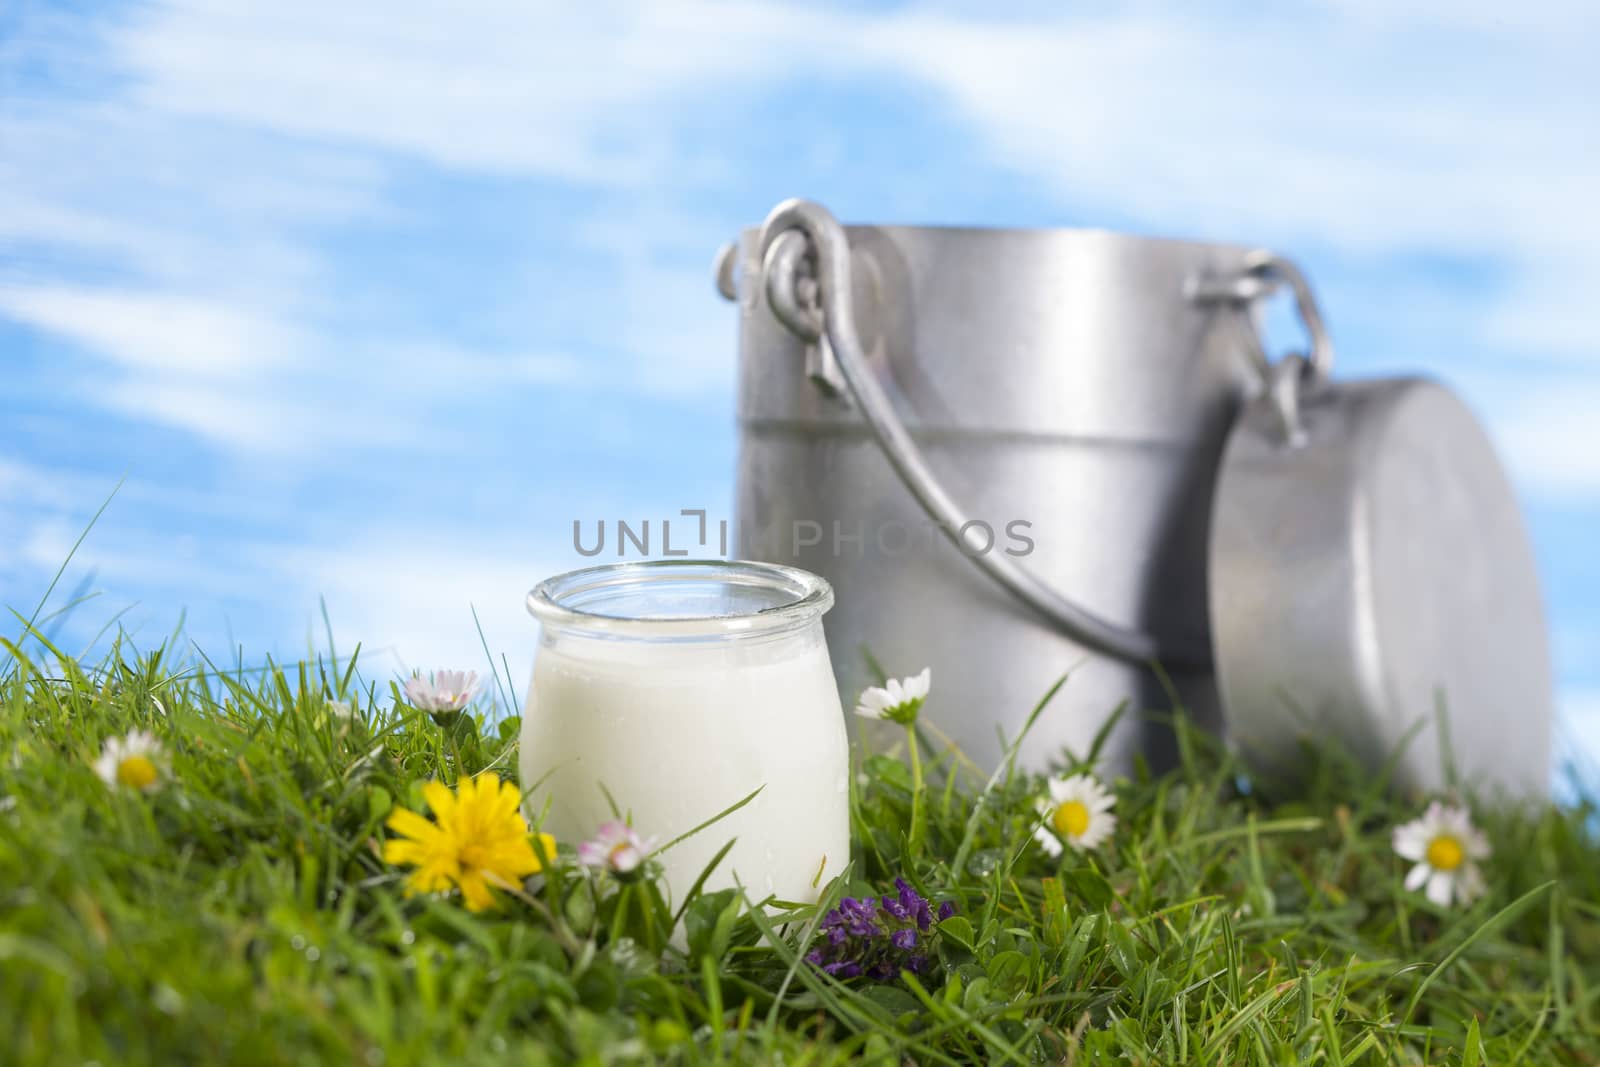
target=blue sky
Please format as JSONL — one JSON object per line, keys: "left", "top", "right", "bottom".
{"left": 2, "top": 1, "right": 1597, "bottom": 769}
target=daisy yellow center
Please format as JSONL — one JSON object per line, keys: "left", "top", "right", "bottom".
{"left": 1426, "top": 834, "right": 1465, "bottom": 871}
{"left": 117, "top": 755, "right": 158, "bottom": 790}
{"left": 1053, "top": 800, "right": 1090, "bottom": 839}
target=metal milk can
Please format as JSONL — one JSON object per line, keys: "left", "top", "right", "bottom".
{"left": 715, "top": 198, "right": 1552, "bottom": 796}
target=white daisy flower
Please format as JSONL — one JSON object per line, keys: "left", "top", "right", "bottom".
{"left": 853, "top": 668, "right": 931, "bottom": 725}
{"left": 1392, "top": 801, "right": 1490, "bottom": 908}
{"left": 93, "top": 729, "right": 167, "bottom": 794}
{"left": 404, "top": 670, "right": 480, "bottom": 714}
{"left": 576, "top": 820, "right": 656, "bottom": 877}
{"left": 1034, "top": 772, "right": 1117, "bottom": 856}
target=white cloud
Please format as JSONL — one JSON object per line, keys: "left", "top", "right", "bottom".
{"left": 84, "top": 336, "right": 599, "bottom": 455}
{"left": 1483, "top": 382, "right": 1600, "bottom": 497}
{"left": 378, "top": 341, "right": 585, "bottom": 391}
{"left": 1, "top": 0, "right": 756, "bottom": 451}
{"left": 0, "top": 284, "right": 301, "bottom": 377}
{"left": 0, "top": 281, "right": 593, "bottom": 454}
{"left": 0, "top": 456, "right": 346, "bottom": 533}
{"left": 19, "top": 2, "right": 1597, "bottom": 337}
{"left": 1481, "top": 266, "right": 1600, "bottom": 364}
{"left": 0, "top": 284, "right": 353, "bottom": 454}
{"left": 860, "top": 10, "right": 1595, "bottom": 254}
{"left": 104, "top": 381, "right": 313, "bottom": 453}
{"left": 0, "top": 459, "right": 95, "bottom": 514}
{"left": 0, "top": 194, "right": 156, "bottom": 262}
{"left": 843, "top": 7, "right": 1599, "bottom": 384}
{"left": 12, "top": 513, "right": 244, "bottom": 602}
{"left": 0, "top": 103, "right": 381, "bottom": 301}
{"left": 90, "top": 1, "right": 1599, "bottom": 378}
{"left": 1318, "top": 0, "right": 1599, "bottom": 33}
{"left": 112, "top": 0, "right": 812, "bottom": 182}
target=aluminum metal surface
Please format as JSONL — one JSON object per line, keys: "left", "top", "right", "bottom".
{"left": 759, "top": 201, "right": 1213, "bottom": 665}
{"left": 723, "top": 199, "right": 1552, "bottom": 787}
{"left": 1209, "top": 377, "right": 1552, "bottom": 795}
{"left": 727, "top": 208, "right": 1258, "bottom": 770}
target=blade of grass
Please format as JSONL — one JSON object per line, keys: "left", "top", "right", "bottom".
{"left": 1402, "top": 880, "right": 1558, "bottom": 1024}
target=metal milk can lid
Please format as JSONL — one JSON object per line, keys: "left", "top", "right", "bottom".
{"left": 1208, "top": 352, "right": 1553, "bottom": 797}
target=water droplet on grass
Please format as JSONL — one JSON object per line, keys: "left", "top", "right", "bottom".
{"left": 152, "top": 984, "right": 184, "bottom": 1015}
{"left": 966, "top": 848, "right": 1003, "bottom": 877}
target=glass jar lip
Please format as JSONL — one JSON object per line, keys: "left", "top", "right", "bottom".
{"left": 526, "top": 559, "right": 833, "bottom": 639}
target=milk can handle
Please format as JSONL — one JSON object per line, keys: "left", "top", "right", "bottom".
{"left": 751, "top": 198, "right": 1211, "bottom": 669}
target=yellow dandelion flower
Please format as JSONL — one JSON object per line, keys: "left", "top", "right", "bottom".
{"left": 383, "top": 772, "right": 554, "bottom": 911}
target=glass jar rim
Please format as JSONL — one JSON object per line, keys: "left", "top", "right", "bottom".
{"left": 526, "top": 559, "right": 833, "bottom": 639}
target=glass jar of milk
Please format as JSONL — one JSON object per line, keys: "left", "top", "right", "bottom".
{"left": 519, "top": 560, "right": 850, "bottom": 906}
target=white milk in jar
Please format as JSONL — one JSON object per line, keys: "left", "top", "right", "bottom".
{"left": 519, "top": 561, "right": 850, "bottom": 905}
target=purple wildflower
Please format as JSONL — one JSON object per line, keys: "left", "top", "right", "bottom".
{"left": 805, "top": 881, "right": 957, "bottom": 984}
{"left": 894, "top": 878, "right": 936, "bottom": 930}
{"left": 840, "top": 897, "right": 881, "bottom": 937}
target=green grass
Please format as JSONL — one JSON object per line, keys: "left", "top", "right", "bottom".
{"left": 2, "top": 630, "right": 1598, "bottom": 1066}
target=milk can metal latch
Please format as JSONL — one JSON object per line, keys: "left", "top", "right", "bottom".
{"left": 1189, "top": 252, "right": 1335, "bottom": 450}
